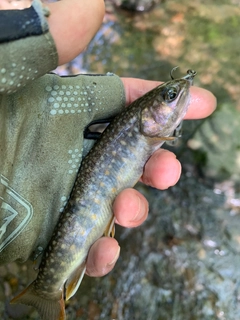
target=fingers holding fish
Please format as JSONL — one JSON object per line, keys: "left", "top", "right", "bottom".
{"left": 85, "top": 238, "right": 120, "bottom": 277}
{"left": 85, "top": 149, "right": 182, "bottom": 277}
{"left": 85, "top": 187, "right": 148, "bottom": 277}
{"left": 85, "top": 189, "right": 149, "bottom": 277}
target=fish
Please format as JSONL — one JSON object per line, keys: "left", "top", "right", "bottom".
{"left": 11, "top": 69, "right": 197, "bottom": 320}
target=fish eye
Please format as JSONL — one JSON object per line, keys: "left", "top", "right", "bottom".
{"left": 164, "top": 87, "right": 178, "bottom": 102}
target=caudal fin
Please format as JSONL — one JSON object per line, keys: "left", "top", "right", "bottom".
{"left": 11, "top": 282, "right": 65, "bottom": 320}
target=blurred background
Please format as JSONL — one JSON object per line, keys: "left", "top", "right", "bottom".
{"left": 1, "top": 0, "right": 240, "bottom": 319}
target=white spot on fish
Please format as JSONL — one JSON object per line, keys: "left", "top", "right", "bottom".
{"left": 120, "top": 140, "right": 127, "bottom": 146}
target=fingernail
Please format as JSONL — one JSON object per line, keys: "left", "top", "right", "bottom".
{"left": 107, "top": 246, "right": 120, "bottom": 267}
{"left": 130, "top": 195, "right": 146, "bottom": 222}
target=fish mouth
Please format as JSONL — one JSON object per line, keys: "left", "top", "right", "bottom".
{"left": 181, "top": 69, "right": 197, "bottom": 85}
{"left": 170, "top": 67, "right": 197, "bottom": 86}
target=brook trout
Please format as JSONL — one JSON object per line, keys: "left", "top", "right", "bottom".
{"left": 11, "top": 69, "right": 196, "bottom": 319}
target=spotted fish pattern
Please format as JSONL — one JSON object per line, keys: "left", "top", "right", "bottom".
{"left": 11, "top": 70, "right": 196, "bottom": 320}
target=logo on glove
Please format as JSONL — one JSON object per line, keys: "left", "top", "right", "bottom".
{"left": 0, "top": 174, "right": 33, "bottom": 252}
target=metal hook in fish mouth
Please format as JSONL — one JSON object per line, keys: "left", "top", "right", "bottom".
{"left": 170, "top": 66, "right": 179, "bottom": 80}
{"left": 182, "top": 69, "right": 197, "bottom": 84}
{"left": 170, "top": 67, "right": 197, "bottom": 85}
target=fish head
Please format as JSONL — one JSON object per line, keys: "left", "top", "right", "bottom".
{"left": 140, "top": 69, "right": 196, "bottom": 138}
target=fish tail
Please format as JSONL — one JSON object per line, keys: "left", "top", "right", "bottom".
{"left": 11, "top": 282, "right": 65, "bottom": 320}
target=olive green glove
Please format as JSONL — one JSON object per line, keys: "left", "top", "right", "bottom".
{"left": 0, "top": 0, "right": 125, "bottom": 264}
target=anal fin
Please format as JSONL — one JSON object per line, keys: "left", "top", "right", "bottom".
{"left": 104, "top": 216, "right": 115, "bottom": 238}
{"left": 65, "top": 263, "right": 86, "bottom": 301}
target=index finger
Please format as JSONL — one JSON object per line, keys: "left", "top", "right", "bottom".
{"left": 121, "top": 78, "right": 216, "bottom": 120}
{"left": 186, "top": 86, "right": 216, "bottom": 119}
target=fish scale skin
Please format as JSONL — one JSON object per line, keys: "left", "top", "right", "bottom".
{"left": 11, "top": 73, "right": 195, "bottom": 319}
{"left": 34, "top": 105, "right": 154, "bottom": 297}
{"left": 34, "top": 79, "right": 190, "bottom": 297}
{"left": 39, "top": 80, "right": 188, "bottom": 291}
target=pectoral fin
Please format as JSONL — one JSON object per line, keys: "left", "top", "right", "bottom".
{"left": 164, "top": 136, "right": 175, "bottom": 140}
{"left": 65, "top": 263, "right": 86, "bottom": 301}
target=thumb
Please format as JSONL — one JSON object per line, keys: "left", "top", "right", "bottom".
{"left": 47, "top": 0, "right": 105, "bottom": 65}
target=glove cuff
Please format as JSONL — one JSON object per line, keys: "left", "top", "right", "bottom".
{"left": 0, "top": 0, "right": 58, "bottom": 94}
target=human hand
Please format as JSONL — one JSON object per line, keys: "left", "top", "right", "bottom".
{"left": 47, "top": 0, "right": 216, "bottom": 277}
